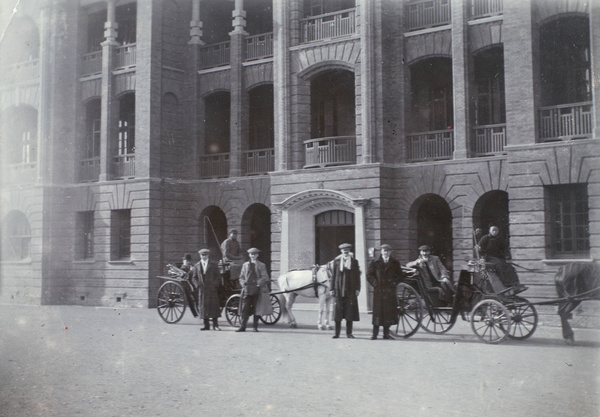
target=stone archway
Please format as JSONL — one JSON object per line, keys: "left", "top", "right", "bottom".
{"left": 473, "top": 190, "right": 510, "bottom": 243}
{"left": 273, "top": 189, "right": 369, "bottom": 310}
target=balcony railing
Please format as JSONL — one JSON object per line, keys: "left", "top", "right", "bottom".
{"left": 301, "top": 8, "right": 356, "bottom": 43}
{"left": 114, "top": 44, "right": 136, "bottom": 69}
{"left": 405, "top": 0, "right": 451, "bottom": 32}
{"left": 82, "top": 51, "right": 102, "bottom": 76}
{"left": 113, "top": 154, "right": 135, "bottom": 179}
{"left": 1, "top": 59, "right": 39, "bottom": 83}
{"left": 407, "top": 130, "right": 454, "bottom": 162}
{"left": 199, "top": 41, "right": 231, "bottom": 69}
{"left": 539, "top": 102, "right": 593, "bottom": 142}
{"left": 79, "top": 157, "right": 100, "bottom": 182}
{"left": 471, "top": 124, "right": 506, "bottom": 156}
{"left": 243, "top": 148, "right": 274, "bottom": 175}
{"left": 200, "top": 153, "right": 230, "bottom": 178}
{"left": 470, "top": 0, "right": 503, "bottom": 19}
{"left": 2, "top": 163, "right": 36, "bottom": 185}
{"left": 304, "top": 136, "right": 356, "bottom": 168}
{"left": 246, "top": 33, "right": 273, "bottom": 61}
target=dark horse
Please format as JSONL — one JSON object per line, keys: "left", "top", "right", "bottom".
{"left": 555, "top": 262, "right": 600, "bottom": 345}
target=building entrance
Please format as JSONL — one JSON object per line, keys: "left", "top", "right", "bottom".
{"left": 315, "top": 210, "right": 355, "bottom": 265}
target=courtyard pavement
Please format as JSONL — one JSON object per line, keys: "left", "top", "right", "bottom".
{"left": 1, "top": 303, "right": 599, "bottom": 417}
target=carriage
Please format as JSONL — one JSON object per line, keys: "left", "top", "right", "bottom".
{"left": 394, "top": 256, "right": 539, "bottom": 344}
{"left": 157, "top": 261, "right": 282, "bottom": 326}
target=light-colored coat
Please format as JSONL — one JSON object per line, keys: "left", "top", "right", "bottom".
{"left": 239, "top": 260, "right": 272, "bottom": 315}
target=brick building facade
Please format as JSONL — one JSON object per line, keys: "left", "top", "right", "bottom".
{"left": 0, "top": 0, "right": 598, "bottom": 324}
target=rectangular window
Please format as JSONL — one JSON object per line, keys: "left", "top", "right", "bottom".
{"left": 77, "top": 211, "right": 94, "bottom": 259}
{"left": 546, "top": 184, "right": 590, "bottom": 258}
{"left": 111, "top": 209, "right": 131, "bottom": 260}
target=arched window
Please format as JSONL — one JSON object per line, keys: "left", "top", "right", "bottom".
{"left": 1, "top": 211, "right": 31, "bottom": 261}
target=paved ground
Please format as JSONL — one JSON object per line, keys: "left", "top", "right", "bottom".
{"left": 1, "top": 303, "right": 599, "bottom": 417}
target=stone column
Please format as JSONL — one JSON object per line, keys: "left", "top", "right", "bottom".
{"left": 503, "top": 0, "right": 537, "bottom": 145}
{"left": 451, "top": 0, "right": 469, "bottom": 159}
{"left": 228, "top": 0, "right": 247, "bottom": 177}
{"left": 99, "top": 0, "right": 118, "bottom": 181}
{"left": 273, "top": 0, "right": 291, "bottom": 171}
{"left": 353, "top": 200, "right": 369, "bottom": 312}
{"left": 591, "top": 2, "right": 600, "bottom": 139}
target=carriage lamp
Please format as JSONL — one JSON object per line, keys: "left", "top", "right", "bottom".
{"left": 368, "top": 247, "right": 375, "bottom": 258}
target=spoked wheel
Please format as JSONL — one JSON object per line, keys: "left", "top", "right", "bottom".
{"left": 157, "top": 281, "right": 187, "bottom": 324}
{"left": 225, "top": 294, "right": 242, "bottom": 327}
{"left": 395, "top": 283, "right": 423, "bottom": 338}
{"left": 260, "top": 295, "right": 282, "bottom": 325}
{"left": 421, "top": 308, "right": 455, "bottom": 334}
{"left": 470, "top": 299, "right": 511, "bottom": 344}
{"left": 505, "top": 296, "right": 538, "bottom": 340}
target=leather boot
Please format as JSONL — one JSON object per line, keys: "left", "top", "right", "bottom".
{"left": 332, "top": 321, "right": 341, "bottom": 338}
{"left": 371, "top": 326, "right": 379, "bottom": 340}
{"left": 253, "top": 315, "right": 259, "bottom": 332}
{"left": 201, "top": 319, "right": 210, "bottom": 331}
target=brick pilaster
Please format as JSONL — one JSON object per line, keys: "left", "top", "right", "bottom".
{"left": 451, "top": 0, "right": 469, "bottom": 159}
{"left": 591, "top": 1, "right": 600, "bottom": 139}
{"left": 503, "top": 0, "right": 537, "bottom": 145}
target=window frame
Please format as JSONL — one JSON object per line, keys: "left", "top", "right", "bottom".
{"left": 545, "top": 184, "right": 590, "bottom": 259}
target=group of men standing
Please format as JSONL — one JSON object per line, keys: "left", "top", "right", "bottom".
{"left": 179, "top": 223, "right": 523, "bottom": 337}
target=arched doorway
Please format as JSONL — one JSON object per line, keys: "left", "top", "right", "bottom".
{"left": 473, "top": 190, "right": 509, "bottom": 243}
{"left": 199, "top": 206, "right": 227, "bottom": 259}
{"left": 411, "top": 194, "right": 453, "bottom": 271}
{"left": 315, "top": 210, "right": 355, "bottom": 265}
{"left": 242, "top": 204, "right": 272, "bottom": 273}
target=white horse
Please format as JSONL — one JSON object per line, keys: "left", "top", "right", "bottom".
{"left": 277, "top": 264, "right": 333, "bottom": 330}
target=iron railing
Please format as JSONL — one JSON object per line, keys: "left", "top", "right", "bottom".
{"left": 199, "top": 41, "right": 231, "bottom": 69}
{"left": 113, "top": 154, "right": 135, "bottom": 178}
{"left": 2, "top": 163, "right": 37, "bottom": 185}
{"left": 200, "top": 153, "right": 230, "bottom": 178}
{"left": 79, "top": 158, "right": 101, "bottom": 182}
{"left": 243, "top": 148, "right": 274, "bottom": 175}
{"left": 114, "top": 44, "right": 136, "bottom": 69}
{"left": 301, "top": 8, "right": 356, "bottom": 43}
{"left": 470, "top": 0, "right": 503, "bottom": 19}
{"left": 246, "top": 33, "right": 273, "bottom": 61}
{"left": 407, "top": 130, "right": 454, "bottom": 162}
{"left": 539, "top": 102, "right": 593, "bottom": 142}
{"left": 471, "top": 124, "right": 506, "bottom": 156}
{"left": 304, "top": 136, "right": 356, "bottom": 168}
{"left": 405, "top": 0, "right": 451, "bottom": 31}
{"left": 82, "top": 51, "right": 102, "bottom": 76}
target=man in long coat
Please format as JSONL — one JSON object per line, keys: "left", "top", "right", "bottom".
{"left": 191, "top": 249, "right": 222, "bottom": 330}
{"left": 367, "top": 244, "right": 404, "bottom": 340}
{"left": 330, "top": 243, "right": 361, "bottom": 339}
{"left": 236, "top": 247, "right": 270, "bottom": 332}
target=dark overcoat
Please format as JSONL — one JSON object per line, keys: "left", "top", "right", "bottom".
{"left": 367, "top": 256, "right": 404, "bottom": 327}
{"left": 191, "top": 260, "right": 222, "bottom": 319}
{"left": 330, "top": 256, "right": 361, "bottom": 322}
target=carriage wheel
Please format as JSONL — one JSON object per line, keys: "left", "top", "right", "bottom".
{"left": 395, "top": 283, "right": 423, "bottom": 338}
{"left": 157, "top": 281, "right": 187, "bottom": 324}
{"left": 225, "top": 294, "right": 242, "bottom": 327}
{"left": 421, "top": 308, "right": 455, "bottom": 334}
{"left": 260, "top": 295, "right": 282, "bottom": 325}
{"left": 505, "top": 296, "right": 538, "bottom": 340}
{"left": 470, "top": 299, "right": 511, "bottom": 344}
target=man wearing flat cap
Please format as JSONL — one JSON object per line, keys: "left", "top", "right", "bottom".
{"left": 367, "top": 244, "right": 404, "bottom": 340}
{"left": 192, "top": 249, "right": 222, "bottom": 330}
{"left": 330, "top": 243, "right": 361, "bottom": 339}
{"left": 407, "top": 245, "right": 455, "bottom": 304}
{"left": 236, "top": 248, "right": 271, "bottom": 332}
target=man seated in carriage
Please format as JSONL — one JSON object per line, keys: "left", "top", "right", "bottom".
{"left": 477, "top": 225, "right": 527, "bottom": 294}
{"left": 406, "top": 245, "right": 455, "bottom": 305}
{"left": 221, "top": 229, "right": 243, "bottom": 289}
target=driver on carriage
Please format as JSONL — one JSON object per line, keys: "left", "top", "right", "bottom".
{"left": 477, "top": 225, "right": 527, "bottom": 294}
{"left": 221, "top": 229, "right": 243, "bottom": 286}
{"left": 406, "top": 245, "right": 455, "bottom": 304}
